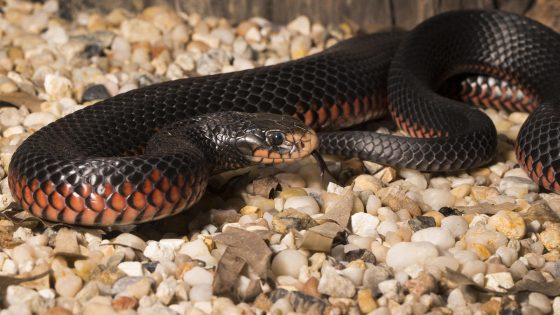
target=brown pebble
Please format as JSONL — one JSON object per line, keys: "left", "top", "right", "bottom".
{"left": 404, "top": 272, "right": 438, "bottom": 296}
{"left": 301, "top": 276, "right": 321, "bottom": 298}
{"left": 44, "top": 307, "right": 73, "bottom": 315}
{"left": 112, "top": 296, "right": 138, "bottom": 311}
{"left": 481, "top": 298, "right": 501, "bottom": 315}
{"left": 253, "top": 293, "right": 272, "bottom": 311}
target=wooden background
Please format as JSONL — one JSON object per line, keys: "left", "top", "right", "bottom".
{"left": 60, "top": 0, "right": 560, "bottom": 32}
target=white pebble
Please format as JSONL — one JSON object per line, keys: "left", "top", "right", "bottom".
{"left": 42, "top": 25, "right": 68, "bottom": 45}
{"left": 55, "top": 274, "right": 82, "bottom": 297}
{"left": 287, "top": 16, "right": 311, "bottom": 35}
{"left": 377, "top": 207, "right": 398, "bottom": 222}
{"left": 495, "top": 246, "right": 518, "bottom": 267}
{"left": 44, "top": 73, "right": 72, "bottom": 100}
{"left": 485, "top": 272, "right": 514, "bottom": 292}
{"left": 365, "top": 194, "right": 382, "bottom": 214}
{"left": 183, "top": 266, "right": 213, "bottom": 286}
{"left": 351, "top": 213, "right": 380, "bottom": 237}
{"left": 422, "top": 188, "right": 455, "bottom": 211}
{"left": 178, "top": 239, "right": 211, "bottom": 259}
{"left": 189, "top": 284, "right": 213, "bottom": 302}
{"left": 411, "top": 227, "right": 455, "bottom": 251}
{"left": 271, "top": 249, "right": 307, "bottom": 278}
{"left": 376, "top": 220, "right": 398, "bottom": 237}
{"left": 118, "top": 261, "right": 143, "bottom": 277}
{"left": 386, "top": 242, "right": 439, "bottom": 270}
{"left": 283, "top": 196, "right": 319, "bottom": 215}
{"left": 0, "top": 108, "right": 24, "bottom": 128}
{"left": 441, "top": 216, "right": 469, "bottom": 238}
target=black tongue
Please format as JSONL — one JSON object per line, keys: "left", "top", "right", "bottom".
{"left": 311, "top": 150, "right": 337, "bottom": 184}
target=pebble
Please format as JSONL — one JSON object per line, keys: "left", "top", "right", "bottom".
{"left": 55, "top": 274, "right": 83, "bottom": 298}
{"left": 317, "top": 265, "right": 356, "bottom": 298}
{"left": 441, "top": 216, "right": 469, "bottom": 238}
{"left": 44, "top": 73, "right": 73, "bottom": 100}
{"left": 283, "top": 196, "right": 320, "bottom": 215}
{"left": 495, "top": 246, "right": 518, "bottom": 267}
{"left": 189, "top": 284, "right": 213, "bottom": 302}
{"left": 485, "top": 272, "right": 514, "bottom": 292}
{"left": 351, "top": 213, "right": 380, "bottom": 237}
{"left": 422, "top": 188, "right": 455, "bottom": 211}
{"left": 118, "top": 261, "right": 144, "bottom": 277}
{"left": 408, "top": 216, "right": 436, "bottom": 232}
{"left": 121, "top": 19, "right": 161, "bottom": 43}
{"left": 353, "top": 175, "right": 383, "bottom": 193}
{"left": 287, "top": 16, "right": 311, "bottom": 35}
{"left": 114, "top": 233, "right": 147, "bottom": 251}
{"left": 411, "top": 227, "right": 455, "bottom": 251}
{"left": 82, "top": 84, "right": 110, "bottom": 102}
{"left": 271, "top": 249, "right": 307, "bottom": 278}
{"left": 183, "top": 266, "right": 213, "bottom": 286}
{"left": 386, "top": 242, "right": 439, "bottom": 270}
{"left": 487, "top": 210, "right": 526, "bottom": 240}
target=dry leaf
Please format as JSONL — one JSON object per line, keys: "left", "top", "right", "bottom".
{"left": 213, "top": 228, "right": 272, "bottom": 299}
{"left": 299, "top": 222, "right": 345, "bottom": 252}
{"left": 318, "top": 187, "right": 353, "bottom": 227}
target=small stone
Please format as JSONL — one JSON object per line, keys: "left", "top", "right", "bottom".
{"left": 485, "top": 272, "right": 514, "bottom": 292}
{"left": 318, "top": 265, "right": 356, "bottom": 298}
{"left": 422, "top": 188, "right": 455, "bottom": 211}
{"left": 121, "top": 19, "right": 161, "bottom": 43}
{"left": 378, "top": 186, "right": 421, "bottom": 217}
{"left": 378, "top": 279, "right": 400, "bottom": 298}
{"left": 411, "top": 227, "right": 455, "bottom": 251}
{"left": 441, "top": 216, "right": 469, "bottom": 238}
{"left": 125, "top": 277, "right": 153, "bottom": 299}
{"left": 528, "top": 292, "right": 552, "bottom": 314}
{"left": 0, "top": 107, "right": 24, "bottom": 128}
{"left": 366, "top": 195, "right": 382, "bottom": 214}
{"left": 488, "top": 210, "right": 526, "bottom": 240}
{"left": 112, "top": 296, "right": 138, "bottom": 311}
{"left": 362, "top": 265, "right": 391, "bottom": 295}
{"left": 351, "top": 213, "right": 380, "bottom": 237}
{"left": 357, "top": 288, "right": 378, "bottom": 313}
{"left": 386, "top": 242, "right": 439, "bottom": 270}
{"left": 156, "top": 278, "right": 177, "bottom": 305}
{"left": 113, "top": 233, "right": 147, "bottom": 251}
{"left": 408, "top": 216, "right": 436, "bottom": 232}
{"left": 405, "top": 272, "right": 437, "bottom": 296}
{"left": 283, "top": 196, "right": 320, "bottom": 215}
{"left": 423, "top": 211, "right": 444, "bottom": 226}
{"left": 377, "top": 220, "right": 398, "bottom": 237}
{"left": 353, "top": 175, "right": 383, "bottom": 193}
{"left": 465, "top": 228, "right": 509, "bottom": 253}
{"left": 82, "top": 84, "right": 110, "bottom": 102}
{"left": 118, "top": 261, "right": 143, "bottom": 277}
{"left": 287, "top": 16, "right": 311, "bottom": 35}
{"left": 271, "top": 249, "right": 307, "bottom": 278}
{"left": 183, "top": 266, "right": 213, "bottom": 286}
{"left": 44, "top": 74, "right": 72, "bottom": 100}
{"left": 189, "top": 284, "right": 213, "bottom": 302}
{"left": 55, "top": 274, "right": 83, "bottom": 298}
{"left": 495, "top": 246, "right": 518, "bottom": 267}
{"left": 539, "top": 223, "right": 560, "bottom": 251}
{"left": 499, "top": 176, "right": 539, "bottom": 196}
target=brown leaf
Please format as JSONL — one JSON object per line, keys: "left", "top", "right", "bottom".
{"left": 0, "top": 92, "right": 42, "bottom": 112}
{"left": 456, "top": 202, "right": 518, "bottom": 215}
{"left": 252, "top": 176, "right": 280, "bottom": 198}
{"left": 212, "top": 228, "right": 272, "bottom": 298}
{"left": 0, "top": 270, "right": 50, "bottom": 306}
{"left": 318, "top": 187, "right": 353, "bottom": 227}
{"left": 299, "top": 222, "right": 345, "bottom": 252}
{"left": 510, "top": 278, "right": 560, "bottom": 297}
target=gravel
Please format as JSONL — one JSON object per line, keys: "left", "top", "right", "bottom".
{"left": 0, "top": 1, "right": 558, "bottom": 314}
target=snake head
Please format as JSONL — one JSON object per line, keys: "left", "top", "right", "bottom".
{"left": 233, "top": 112, "right": 318, "bottom": 166}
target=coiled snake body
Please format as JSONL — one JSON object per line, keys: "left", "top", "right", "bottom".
{"left": 8, "top": 10, "right": 560, "bottom": 226}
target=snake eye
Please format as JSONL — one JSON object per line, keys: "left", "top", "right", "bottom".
{"left": 267, "top": 131, "right": 285, "bottom": 146}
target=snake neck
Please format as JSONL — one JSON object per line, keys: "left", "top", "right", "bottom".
{"left": 144, "top": 113, "right": 254, "bottom": 173}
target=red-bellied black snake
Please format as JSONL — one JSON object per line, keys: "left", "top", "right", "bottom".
{"left": 8, "top": 10, "right": 560, "bottom": 226}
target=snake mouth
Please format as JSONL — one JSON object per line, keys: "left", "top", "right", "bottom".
{"left": 246, "top": 130, "right": 319, "bottom": 165}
